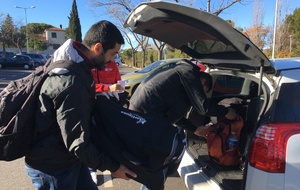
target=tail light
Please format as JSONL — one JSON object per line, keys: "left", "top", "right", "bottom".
{"left": 249, "top": 123, "right": 300, "bottom": 173}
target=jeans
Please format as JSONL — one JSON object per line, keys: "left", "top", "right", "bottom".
{"left": 25, "top": 162, "right": 98, "bottom": 190}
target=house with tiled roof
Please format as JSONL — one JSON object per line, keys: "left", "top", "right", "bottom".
{"left": 42, "top": 26, "right": 66, "bottom": 54}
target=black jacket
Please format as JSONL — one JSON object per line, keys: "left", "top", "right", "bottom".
{"left": 25, "top": 40, "right": 119, "bottom": 172}
{"left": 130, "top": 59, "right": 228, "bottom": 132}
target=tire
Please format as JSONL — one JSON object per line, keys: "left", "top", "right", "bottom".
{"left": 0, "top": 63, "right": 3, "bottom": 69}
{"left": 34, "top": 62, "right": 40, "bottom": 67}
{"left": 24, "top": 64, "right": 30, "bottom": 70}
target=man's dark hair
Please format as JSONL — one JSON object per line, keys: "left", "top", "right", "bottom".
{"left": 83, "top": 20, "right": 124, "bottom": 53}
{"left": 200, "top": 72, "right": 213, "bottom": 92}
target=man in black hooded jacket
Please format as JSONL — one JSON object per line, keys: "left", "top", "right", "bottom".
{"left": 129, "top": 59, "right": 236, "bottom": 190}
{"left": 129, "top": 59, "right": 237, "bottom": 134}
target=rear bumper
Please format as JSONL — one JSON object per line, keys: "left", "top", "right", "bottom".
{"left": 178, "top": 152, "right": 221, "bottom": 190}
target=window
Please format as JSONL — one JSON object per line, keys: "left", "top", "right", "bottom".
{"left": 212, "top": 75, "right": 244, "bottom": 96}
{"left": 51, "top": 32, "right": 57, "bottom": 38}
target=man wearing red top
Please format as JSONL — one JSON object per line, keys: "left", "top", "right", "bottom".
{"left": 91, "top": 61, "right": 123, "bottom": 93}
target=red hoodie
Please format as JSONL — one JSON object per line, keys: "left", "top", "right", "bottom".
{"left": 91, "top": 61, "right": 121, "bottom": 92}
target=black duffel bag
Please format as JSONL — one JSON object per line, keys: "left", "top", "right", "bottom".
{"left": 90, "top": 96, "right": 185, "bottom": 190}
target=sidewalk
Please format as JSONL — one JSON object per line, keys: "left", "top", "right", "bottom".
{"left": 0, "top": 157, "right": 34, "bottom": 190}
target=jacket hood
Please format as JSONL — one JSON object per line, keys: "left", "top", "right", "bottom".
{"left": 51, "top": 39, "right": 85, "bottom": 74}
{"left": 53, "top": 39, "right": 84, "bottom": 63}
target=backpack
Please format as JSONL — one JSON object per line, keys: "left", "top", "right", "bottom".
{"left": 0, "top": 59, "right": 78, "bottom": 161}
{"left": 90, "top": 96, "right": 186, "bottom": 190}
{"left": 200, "top": 115, "right": 244, "bottom": 166}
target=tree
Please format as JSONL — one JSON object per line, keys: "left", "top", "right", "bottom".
{"left": 67, "top": 0, "right": 82, "bottom": 42}
{"left": 269, "top": 0, "right": 295, "bottom": 58}
{"left": 153, "top": 39, "right": 166, "bottom": 60}
{"left": 88, "top": 0, "right": 246, "bottom": 67}
{"left": 25, "top": 23, "right": 53, "bottom": 52}
{"left": 242, "top": 0, "right": 271, "bottom": 51}
{"left": 243, "top": 25, "right": 270, "bottom": 50}
{"left": 12, "top": 29, "right": 26, "bottom": 53}
{"left": 287, "top": 8, "right": 300, "bottom": 56}
{"left": 1, "top": 14, "right": 15, "bottom": 57}
{"left": 28, "top": 38, "right": 47, "bottom": 52}
{"left": 27, "top": 23, "right": 53, "bottom": 35}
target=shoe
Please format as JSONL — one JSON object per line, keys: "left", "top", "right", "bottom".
{"left": 90, "top": 171, "right": 98, "bottom": 184}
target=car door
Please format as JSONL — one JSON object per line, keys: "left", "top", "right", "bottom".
{"left": 8, "top": 56, "right": 19, "bottom": 67}
{"left": 16, "top": 56, "right": 26, "bottom": 67}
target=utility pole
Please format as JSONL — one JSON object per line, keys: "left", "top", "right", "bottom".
{"left": 15, "top": 6, "right": 36, "bottom": 53}
{"left": 272, "top": 0, "right": 279, "bottom": 60}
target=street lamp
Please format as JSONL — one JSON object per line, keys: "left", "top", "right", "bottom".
{"left": 15, "top": 5, "right": 36, "bottom": 53}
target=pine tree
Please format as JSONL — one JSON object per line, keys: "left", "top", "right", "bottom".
{"left": 67, "top": 0, "right": 82, "bottom": 42}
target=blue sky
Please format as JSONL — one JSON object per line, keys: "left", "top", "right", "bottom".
{"left": 1, "top": 0, "right": 300, "bottom": 44}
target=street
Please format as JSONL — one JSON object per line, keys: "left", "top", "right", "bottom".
{"left": 0, "top": 64, "right": 188, "bottom": 190}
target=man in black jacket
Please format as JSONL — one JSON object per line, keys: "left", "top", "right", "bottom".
{"left": 129, "top": 59, "right": 237, "bottom": 133}
{"left": 25, "top": 21, "right": 136, "bottom": 190}
{"left": 129, "top": 59, "right": 236, "bottom": 190}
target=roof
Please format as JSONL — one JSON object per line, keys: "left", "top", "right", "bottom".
{"left": 34, "top": 33, "right": 46, "bottom": 42}
{"left": 271, "top": 58, "right": 300, "bottom": 71}
{"left": 45, "top": 27, "right": 64, "bottom": 31}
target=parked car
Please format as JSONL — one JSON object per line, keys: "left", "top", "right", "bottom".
{"left": 41, "top": 54, "right": 52, "bottom": 61}
{"left": 0, "top": 55, "right": 34, "bottom": 70}
{"left": 0, "top": 52, "right": 15, "bottom": 58}
{"left": 122, "top": 58, "right": 193, "bottom": 97}
{"left": 24, "top": 53, "right": 46, "bottom": 67}
{"left": 125, "top": 2, "right": 300, "bottom": 190}
{"left": 115, "top": 55, "right": 123, "bottom": 66}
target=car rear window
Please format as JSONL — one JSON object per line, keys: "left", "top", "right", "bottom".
{"left": 272, "top": 82, "right": 300, "bottom": 122}
{"left": 212, "top": 75, "right": 244, "bottom": 96}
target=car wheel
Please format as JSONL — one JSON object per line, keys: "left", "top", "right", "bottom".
{"left": 34, "top": 62, "right": 40, "bottom": 67}
{"left": 0, "top": 63, "right": 3, "bottom": 69}
{"left": 24, "top": 64, "right": 30, "bottom": 70}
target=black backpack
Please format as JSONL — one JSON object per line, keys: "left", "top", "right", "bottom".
{"left": 0, "top": 59, "right": 78, "bottom": 161}
{"left": 90, "top": 96, "right": 186, "bottom": 190}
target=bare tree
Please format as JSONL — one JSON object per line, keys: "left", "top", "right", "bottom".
{"left": 243, "top": 0, "right": 270, "bottom": 50}
{"left": 88, "top": 0, "right": 248, "bottom": 65}
{"left": 12, "top": 32, "right": 26, "bottom": 53}
{"left": 88, "top": 0, "right": 150, "bottom": 65}
{"left": 153, "top": 39, "right": 166, "bottom": 60}
{"left": 208, "top": 0, "right": 242, "bottom": 15}
{"left": 273, "top": 0, "right": 292, "bottom": 57}
{"left": 106, "top": 5, "right": 142, "bottom": 67}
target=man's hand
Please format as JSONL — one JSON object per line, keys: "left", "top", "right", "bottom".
{"left": 111, "top": 164, "right": 137, "bottom": 180}
{"left": 109, "top": 83, "right": 124, "bottom": 93}
{"left": 225, "top": 108, "right": 237, "bottom": 120}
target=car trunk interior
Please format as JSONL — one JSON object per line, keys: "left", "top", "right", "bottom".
{"left": 185, "top": 74, "right": 265, "bottom": 190}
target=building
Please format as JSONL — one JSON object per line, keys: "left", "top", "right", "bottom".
{"left": 42, "top": 26, "right": 66, "bottom": 54}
